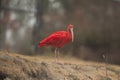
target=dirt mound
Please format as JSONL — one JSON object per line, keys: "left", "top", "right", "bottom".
{"left": 0, "top": 51, "right": 119, "bottom": 80}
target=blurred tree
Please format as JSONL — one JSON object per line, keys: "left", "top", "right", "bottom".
{"left": 0, "top": 0, "right": 2, "bottom": 48}
{"left": 33, "top": 0, "right": 49, "bottom": 53}
{"left": 0, "top": 0, "right": 36, "bottom": 53}
{"left": 0, "top": 0, "right": 10, "bottom": 50}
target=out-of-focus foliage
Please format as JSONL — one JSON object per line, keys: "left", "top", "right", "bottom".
{"left": 0, "top": 0, "right": 120, "bottom": 64}
{"left": 61, "top": 0, "right": 120, "bottom": 48}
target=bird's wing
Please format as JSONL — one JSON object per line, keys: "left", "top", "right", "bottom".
{"left": 39, "top": 31, "right": 68, "bottom": 47}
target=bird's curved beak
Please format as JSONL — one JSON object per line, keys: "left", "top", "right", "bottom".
{"left": 70, "top": 28, "right": 74, "bottom": 42}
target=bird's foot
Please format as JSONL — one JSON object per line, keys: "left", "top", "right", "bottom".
{"left": 53, "top": 59, "right": 63, "bottom": 64}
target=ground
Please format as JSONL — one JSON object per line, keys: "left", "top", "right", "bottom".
{"left": 0, "top": 51, "right": 120, "bottom": 80}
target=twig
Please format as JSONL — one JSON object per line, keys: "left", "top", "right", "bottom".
{"left": 102, "top": 52, "right": 109, "bottom": 80}
{"left": 118, "top": 73, "right": 120, "bottom": 80}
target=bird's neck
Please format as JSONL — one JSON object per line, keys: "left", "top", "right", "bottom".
{"left": 67, "top": 28, "right": 72, "bottom": 34}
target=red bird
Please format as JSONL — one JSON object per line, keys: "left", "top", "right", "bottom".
{"left": 38, "top": 24, "right": 74, "bottom": 62}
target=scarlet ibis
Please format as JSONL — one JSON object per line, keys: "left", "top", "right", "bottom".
{"left": 38, "top": 24, "right": 74, "bottom": 62}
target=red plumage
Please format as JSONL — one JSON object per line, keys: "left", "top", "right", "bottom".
{"left": 39, "top": 31, "right": 71, "bottom": 48}
{"left": 38, "top": 24, "right": 74, "bottom": 48}
{"left": 38, "top": 24, "right": 74, "bottom": 62}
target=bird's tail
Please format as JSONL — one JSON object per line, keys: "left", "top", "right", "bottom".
{"left": 38, "top": 42, "right": 44, "bottom": 47}
{"left": 38, "top": 38, "right": 48, "bottom": 47}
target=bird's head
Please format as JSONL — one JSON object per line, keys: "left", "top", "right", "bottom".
{"left": 68, "top": 24, "right": 74, "bottom": 28}
{"left": 68, "top": 24, "right": 74, "bottom": 42}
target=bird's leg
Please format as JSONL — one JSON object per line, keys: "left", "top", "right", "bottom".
{"left": 57, "top": 48, "right": 60, "bottom": 62}
{"left": 54, "top": 48, "right": 57, "bottom": 62}
{"left": 54, "top": 48, "right": 60, "bottom": 63}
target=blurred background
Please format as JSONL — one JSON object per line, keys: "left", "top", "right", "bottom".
{"left": 0, "top": 0, "right": 120, "bottom": 64}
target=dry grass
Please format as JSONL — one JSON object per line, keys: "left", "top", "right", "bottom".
{"left": 0, "top": 51, "right": 120, "bottom": 80}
